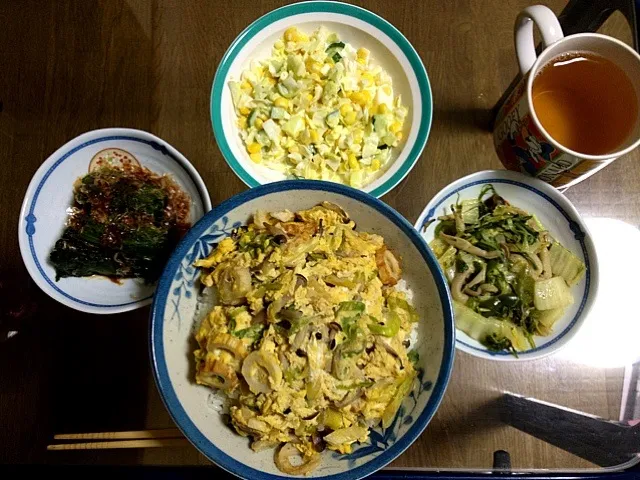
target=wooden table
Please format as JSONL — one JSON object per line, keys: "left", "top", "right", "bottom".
{"left": 1, "top": 0, "right": 638, "bottom": 471}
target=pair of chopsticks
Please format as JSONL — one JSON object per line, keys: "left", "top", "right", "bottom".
{"left": 47, "top": 428, "right": 190, "bottom": 450}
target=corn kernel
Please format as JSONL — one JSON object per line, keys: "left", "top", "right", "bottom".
{"left": 343, "top": 111, "right": 357, "bottom": 125}
{"left": 240, "top": 80, "right": 252, "bottom": 93}
{"left": 283, "top": 28, "right": 295, "bottom": 42}
{"left": 371, "top": 158, "right": 381, "bottom": 171}
{"left": 357, "top": 47, "right": 370, "bottom": 60}
{"left": 249, "top": 152, "right": 262, "bottom": 163}
{"left": 239, "top": 107, "right": 251, "bottom": 116}
{"left": 254, "top": 118, "right": 264, "bottom": 129}
{"left": 357, "top": 58, "right": 366, "bottom": 65}
{"left": 237, "top": 116, "right": 247, "bottom": 128}
{"left": 305, "top": 93, "right": 314, "bottom": 102}
{"left": 307, "top": 60, "right": 322, "bottom": 73}
{"left": 340, "top": 103, "right": 353, "bottom": 116}
{"left": 389, "top": 121, "right": 402, "bottom": 134}
{"left": 247, "top": 143, "right": 261, "bottom": 154}
{"left": 274, "top": 97, "right": 289, "bottom": 108}
{"left": 348, "top": 154, "right": 360, "bottom": 170}
{"left": 396, "top": 132, "right": 404, "bottom": 141}
{"left": 274, "top": 40, "right": 284, "bottom": 50}
{"left": 284, "top": 27, "right": 308, "bottom": 42}
{"left": 382, "top": 85, "right": 392, "bottom": 95}
{"left": 378, "top": 103, "right": 389, "bottom": 114}
{"left": 350, "top": 91, "right": 371, "bottom": 107}
{"left": 310, "top": 130, "right": 320, "bottom": 143}
{"left": 369, "top": 105, "right": 378, "bottom": 115}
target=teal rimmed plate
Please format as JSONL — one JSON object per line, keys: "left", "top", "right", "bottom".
{"left": 210, "top": 1, "right": 432, "bottom": 198}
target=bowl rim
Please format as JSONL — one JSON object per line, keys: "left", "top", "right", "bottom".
{"left": 414, "top": 170, "right": 600, "bottom": 361}
{"left": 17, "top": 127, "right": 212, "bottom": 314}
{"left": 209, "top": 0, "right": 433, "bottom": 199}
{"left": 150, "top": 179, "right": 454, "bottom": 480}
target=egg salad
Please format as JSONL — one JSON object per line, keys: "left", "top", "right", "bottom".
{"left": 228, "top": 26, "right": 408, "bottom": 188}
{"left": 193, "top": 203, "right": 419, "bottom": 474}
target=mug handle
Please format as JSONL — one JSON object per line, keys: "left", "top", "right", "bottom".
{"left": 515, "top": 5, "right": 565, "bottom": 74}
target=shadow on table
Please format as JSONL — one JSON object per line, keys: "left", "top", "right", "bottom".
{"left": 494, "top": 393, "right": 639, "bottom": 468}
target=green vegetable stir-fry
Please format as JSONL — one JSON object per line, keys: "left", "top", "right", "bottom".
{"left": 428, "top": 185, "right": 586, "bottom": 355}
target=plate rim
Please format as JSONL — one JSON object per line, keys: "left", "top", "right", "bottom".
{"left": 209, "top": 0, "right": 433, "bottom": 199}
{"left": 150, "top": 179, "right": 454, "bottom": 480}
{"left": 18, "top": 127, "right": 212, "bottom": 314}
{"left": 414, "top": 170, "right": 600, "bottom": 362}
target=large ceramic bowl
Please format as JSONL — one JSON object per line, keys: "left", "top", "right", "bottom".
{"left": 18, "top": 128, "right": 211, "bottom": 314}
{"left": 151, "top": 181, "right": 454, "bottom": 479}
{"left": 210, "top": 1, "right": 432, "bottom": 198}
{"left": 415, "top": 170, "right": 599, "bottom": 361}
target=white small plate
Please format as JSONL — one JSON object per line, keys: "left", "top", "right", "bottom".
{"left": 210, "top": 0, "right": 432, "bottom": 198}
{"left": 415, "top": 170, "right": 599, "bottom": 361}
{"left": 18, "top": 128, "right": 212, "bottom": 314}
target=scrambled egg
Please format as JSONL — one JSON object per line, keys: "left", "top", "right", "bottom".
{"left": 193, "top": 202, "right": 419, "bottom": 474}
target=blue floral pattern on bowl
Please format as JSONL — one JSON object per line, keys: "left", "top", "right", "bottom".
{"left": 168, "top": 215, "right": 241, "bottom": 328}
{"left": 333, "top": 368, "right": 434, "bottom": 467}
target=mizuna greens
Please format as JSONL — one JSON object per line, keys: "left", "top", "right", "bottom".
{"left": 428, "top": 185, "right": 585, "bottom": 355}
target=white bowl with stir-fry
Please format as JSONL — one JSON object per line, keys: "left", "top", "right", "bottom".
{"left": 151, "top": 180, "right": 453, "bottom": 479}
{"left": 416, "top": 170, "right": 598, "bottom": 361}
{"left": 210, "top": 1, "right": 432, "bottom": 198}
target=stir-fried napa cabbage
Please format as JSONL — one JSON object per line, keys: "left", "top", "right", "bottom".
{"left": 428, "top": 185, "right": 586, "bottom": 355}
{"left": 193, "top": 203, "right": 419, "bottom": 474}
{"left": 228, "top": 26, "right": 408, "bottom": 188}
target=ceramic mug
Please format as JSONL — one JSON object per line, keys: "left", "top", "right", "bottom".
{"left": 494, "top": 5, "right": 640, "bottom": 189}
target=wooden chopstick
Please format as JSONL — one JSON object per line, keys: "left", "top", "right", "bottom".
{"left": 47, "top": 438, "right": 190, "bottom": 450}
{"left": 53, "top": 428, "right": 183, "bottom": 441}
{"left": 48, "top": 428, "right": 189, "bottom": 450}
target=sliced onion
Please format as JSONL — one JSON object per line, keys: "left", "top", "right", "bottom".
{"left": 275, "top": 443, "right": 321, "bottom": 475}
{"left": 271, "top": 210, "right": 295, "bottom": 222}
{"left": 267, "top": 223, "right": 289, "bottom": 240}
{"left": 253, "top": 210, "right": 271, "bottom": 228}
{"left": 267, "top": 294, "right": 292, "bottom": 322}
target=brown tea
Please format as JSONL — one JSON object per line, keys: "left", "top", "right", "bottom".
{"left": 532, "top": 52, "right": 638, "bottom": 155}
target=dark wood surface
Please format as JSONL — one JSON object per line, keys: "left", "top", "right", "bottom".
{"left": 1, "top": 0, "right": 637, "bottom": 470}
